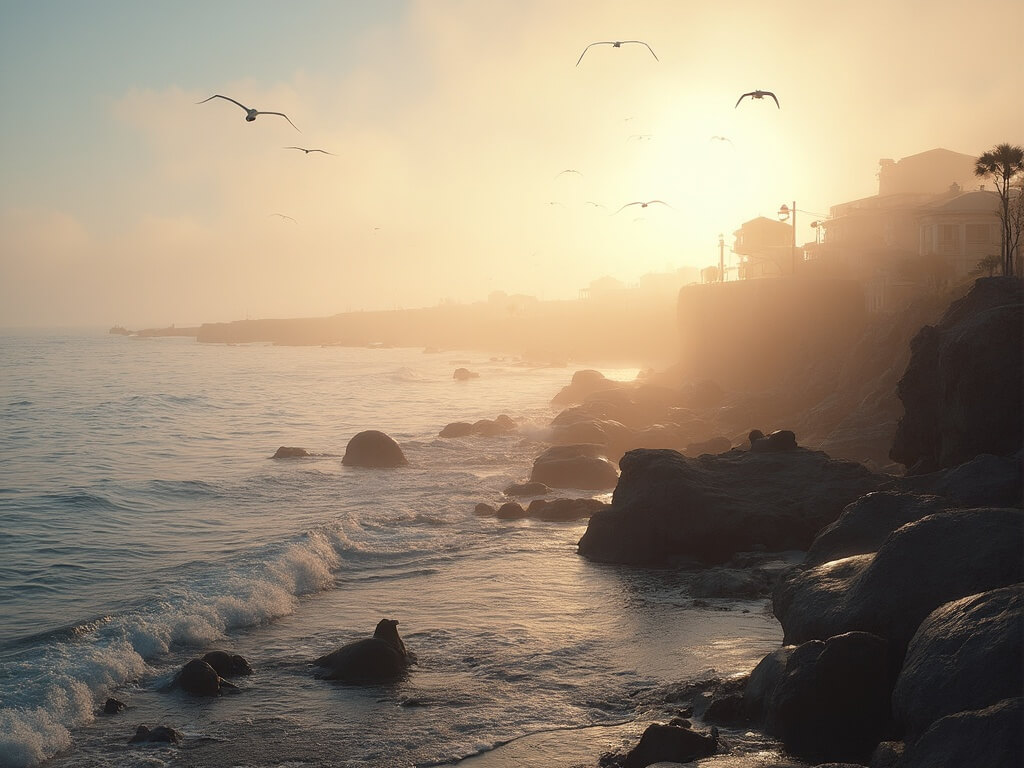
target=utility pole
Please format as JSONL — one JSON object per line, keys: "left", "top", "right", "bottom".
{"left": 718, "top": 233, "right": 725, "bottom": 282}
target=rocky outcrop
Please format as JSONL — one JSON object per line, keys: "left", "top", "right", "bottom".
{"left": 128, "top": 725, "right": 183, "bottom": 744}
{"left": 440, "top": 414, "right": 515, "bottom": 438}
{"left": 341, "top": 430, "right": 408, "bottom": 468}
{"left": 453, "top": 367, "right": 479, "bottom": 380}
{"left": 175, "top": 658, "right": 237, "bottom": 697}
{"left": 891, "top": 585, "right": 1023, "bottom": 744}
{"left": 891, "top": 277, "right": 1023, "bottom": 472}
{"left": 773, "top": 508, "right": 1024, "bottom": 657}
{"left": 551, "top": 369, "right": 621, "bottom": 405}
{"left": 272, "top": 446, "right": 310, "bottom": 458}
{"left": 529, "top": 444, "right": 619, "bottom": 490}
{"left": 474, "top": 498, "right": 608, "bottom": 522}
{"left": 102, "top": 698, "right": 125, "bottom": 715}
{"left": 892, "top": 451, "right": 1023, "bottom": 508}
{"left": 503, "top": 480, "right": 551, "bottom": 497}
{"left": 618, "top": 722, "right": 718, "bottom": 768}
{"left": 577, "top": 447, "right": 880, "bottom": 565}
{"left": 897, "top": 697, "right": 1022, "bottom": 768}
{"left": 201, "top": 651, "right": 252, "bottom": 678}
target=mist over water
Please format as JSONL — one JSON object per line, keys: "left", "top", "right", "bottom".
{"left": 0, "top": 334, "right": 779, "bottom": 768}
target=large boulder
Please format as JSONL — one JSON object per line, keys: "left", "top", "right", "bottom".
{"left": 764, "top": 632, "right": 892, "bottom": 763}
{"left": 201, "top": 651, "right": 252, "bottom": 678}
{"left": 129, "top": 725, "right": 184, "bottom": 744}
{"left": 551, "top": 369, "right": 618, "bottom": 405}
{"left": 620, "top": 722, "right": 718, "bottom": 768}
{"left": 529, "top": 444, "right": 619, "bottom": 490}
{"left": 272, "top": 446, "right": 310, "bottom": 458}
{"left": 341, "top": 430, "right": 408, "bottom": 468}
{"left": 892, "top": 451, "right": 1023, "bottom": 509}
{"left": 891, "top": 585, "right": 1024, "bottom": 744}
{"left": 577, "top": 447, "right": 881, "bottom": 565}
{"left": 440, "top": 414, "right": 516, "bottom": 438}
{"left": 773, "top": 508, "right": 1024, "bottom": 658}
{"left": 897, "top": 697, "right": 1022, "bottom": 768}
{"left": 315, "top": 619, "right": 415, "bottom": 684}
{"left": 175, "top": 659, "right": 236, "bottom": 697}
{"left": 890, "top": 277, "right": 1023, "bottom": 472}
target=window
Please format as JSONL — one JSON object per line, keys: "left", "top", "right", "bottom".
{"left": 966, "top": 224, "right": 988, "bottom": 244}
{"left": 938, "top": 224, "right": 960, "bottom": 253}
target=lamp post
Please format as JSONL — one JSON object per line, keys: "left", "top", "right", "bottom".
{"left": 718, "top": 233, "right": 725, "bottom": 282}
{"left": 778, "top": 201, "right": 796, "bottom": 275}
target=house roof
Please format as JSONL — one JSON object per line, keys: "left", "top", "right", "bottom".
{"left": 921, "top": 189, "right": 999, "bottom": 214}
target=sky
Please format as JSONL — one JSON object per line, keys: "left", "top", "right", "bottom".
{"left": 1, "top": 0, "right": 1021, "bottom": 328}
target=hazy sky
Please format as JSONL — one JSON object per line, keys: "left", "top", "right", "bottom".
{"left": 1, "top": 0, "right": 1021, "bottom": 328}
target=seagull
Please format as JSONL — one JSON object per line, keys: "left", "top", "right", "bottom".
{"left": 613, "top": 200, "right": 673, "bottom": 215}
{"left": 198, "top": 94, "right": 300, "bottom": 131}
{"left": 284, "top": 146, "right": 332, "bottom": 155}
{"left": 710, "top": 135, "right": 734, "bottom": 145}
{"left": 735, "top": 90, "right": 780, "bottom": 109}
{"left": 576, "top": 40, "right": 659, "bottom": 66}
{"left": 555, "top": 169, "right": 583, "bottom": 178}
{"left": 269, "top": 213, "right": 298, "bottom": 223}
{"left": 585, "top": 201, "right": 607, "bottom": 210}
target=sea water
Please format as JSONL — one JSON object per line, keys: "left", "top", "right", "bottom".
{"left": 0, "top": 333, "right": 781, "bottom": 768}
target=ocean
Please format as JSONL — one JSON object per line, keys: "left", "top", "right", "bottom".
{"left": 0, "top": 333, "right": 782, "bottom": 768}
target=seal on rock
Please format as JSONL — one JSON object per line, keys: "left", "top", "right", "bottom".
{"left": 315, "top": 619, "right": 416, "bottom": 684}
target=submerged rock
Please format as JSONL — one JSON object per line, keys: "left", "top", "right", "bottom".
{"left": 201, "top": 651, "right": 252, "bottom": 677}
{"left": 453, "top": 367, "right": 479, "bottom": 380}
{"left": 102, "top": 698, "right": 126, "bottom": 715}
{"left": 315, "top": 619, "right": 415, "bottom": 684}
{"left": 341, "top": 430, "right": 407, "bottom": 468}
{"left": 128, "top": 724, "right": 184, "bottom": 744}
{"left": 176, "top": 658, "right": 236, "bottom": 697}
{"left": 272, "top": 446, "right": 310, "bottom": 459}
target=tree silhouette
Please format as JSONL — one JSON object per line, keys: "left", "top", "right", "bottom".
{"left": 974, "top": 143, "right": 1024, "bottom": 276}
{"left": 975, "top": 253, "right": 1002, "bottom": 277}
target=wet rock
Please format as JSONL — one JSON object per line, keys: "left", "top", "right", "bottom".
{"left": 440, "top": 414, "right": 516, "bottom": 438}
{"left": 503, "top": 481, "right": 551, "bottom": 497}
{"left": 453, "top": 367, "right": 479, "bottom": 380}
{"left": 102, "top": 698, "right": 126, "bottom": 715}
{"left": 748, "top": 429, "right": 798, "bottom": 452}
{"left": 176, "top": 659, "right": 235, "bottom": 697}
{"left": 495, "top": 501, "right": 527, "bottom": 519}
{"left": 683, "top": 435, "right": 732, "bottom": 456}
{"left": 272, "top": 446, "right": 310, "bottom": 458}
{"left": 341, "top": 430, "right": 407, "bottom": 468}
{"left": 899, "top": 697, "right": 1022, "bottom": 768}
{"left": 620, "top": 722, "right": 718, "bottom": 768}
{"left": 529, "top": 444, "right": 619, "bottom": 491}
{"left": 552, "top": 369, "right": 618, "bottom": 405}
{"left": 128, "top": 724, "right": 183, "bottom": 744}
{"left": 439, "top": 421, "right": 474, "bottom": 437}
{"left": 201, "top": 651, "right": 252, "bottom": 677}
{"left": 473, "top": 502, "right": 496, "bottom": 516}
{"left": 524, "top": 498, "right": 608, "bottom": 522}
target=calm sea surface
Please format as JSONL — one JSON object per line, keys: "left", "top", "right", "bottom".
{"left": 0, "top": 333, "right": 781, "bottom": 768}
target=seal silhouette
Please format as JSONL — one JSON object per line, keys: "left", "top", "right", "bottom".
{"left": 314, "top": 619, "right": 416, "bottom": 683}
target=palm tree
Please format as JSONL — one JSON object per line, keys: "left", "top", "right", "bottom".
{"left": 974, "top": 143, "right": 1024, "bottom": 276}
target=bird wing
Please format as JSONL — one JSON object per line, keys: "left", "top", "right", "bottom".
{"left": 310, "top": 149, "right": 333, "bottom": 155}
{"left": 258, "top": 111, "right": 301, "bottom": 132}
{"left": 735, "top": 92, "right": 754, "bottom": 108}
{"left": 767, "top": 91, "right": 780, "bottom": 108}
{"left": 198, "top": 94, "right": 249, "bottom": 111}
{"left": 622, "top": 41, "right": 659, "bottom": 61}
{"left": 284, "top": 146, "right": 307, "bottom": 151}
{"left": 612, "top": 202, "right": 642, "bottom": 215}
{"left": 575, "top": 41, "right": 611, "bottom": 66}
{"left": 647, "top": 200, "right": 674, "bottom": 209}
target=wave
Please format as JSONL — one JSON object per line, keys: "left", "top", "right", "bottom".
{"left": 389, "top": 366, "right": 432, "bottom": 383}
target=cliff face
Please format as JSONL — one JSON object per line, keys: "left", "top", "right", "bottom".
{"left": 890, "top": 277, "right": 1024, "bottom": 472}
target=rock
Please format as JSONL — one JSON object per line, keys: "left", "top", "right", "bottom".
{"left": 773, "top": 508, "right": 1024, "bottom": 658}
{"left": 578, "top": 448, "right": 881, "bottom": 565}
{"left": 315, "top": 619, "right": 415, "bottom": 684}
{"left": 453, "top": 368, "right": 479, "bottom": 380}
{"left": 525, "top": 498, "right": 608, "bottom": 522}
{"left": 803, "top": 491, "right": 951, "bottom": 567}
{"left": 890, "top": 277, "right": 1023, "bottom": 472}
{"left": 620, "top": 722, "right": 718, "bottom": 768}
{"left": 552, "top": 369, "right": 616, "bottom": 405}
{"left": 473, "top": 502, "right": 496, "bottom": 516}
{"left": 689, "top": 567, "right": 774, "bottom": 599}
{"left": 704, "top": 691, "right": 748, "bottom": 725}
{"left": 529, "top": 444, "right": 619, "bottom": 490}
{"left": 764, "top": 632, "right": 891, "bottom": 764}
{"left": 744, "top": 646, "right": 796, "bottom": 724}
{"left": 341, "top": 430, "right": 408, "bottom": 468}
{"left": 892, "top": 452, "right": 1023, "bottom": 509}
{"left": 503, "top": 481, "right": 551, "bottom": 497}
{"left": 495, "top": 501, "right": 527, "bottom": 519}
{"left": 869, "top": 741, "right": 904, "bottom": 768}
{"left": 749, "top": 429, "right": 798, "bottom": 452}
{"left": 891, "top": 585, "right": 1023, "bottom": 744}
{"left": 102, "top": 698, "right": 126, "bottom": 714}
{"left": 683, "top": 435, "right": 732, "bottom": 456}
{"left": 176, "top": 659, "right": 234, "bottom": 697}
{"left": 898, "top": 697, "right": 1022, "bottom": 768}
{"left": 272, "top": 446, "right": 310, "bottom": 458}
{"left": 128, "top": 724, "right": 184, "bottom": 744}
{"left": 439, "top": 421, "right": 474, "bottom": 437}
{"left": 440, "top": 415, "right": 516, "bottom": 438}
{"left": 201, "top": 651, "right": 252, "bottom": 677}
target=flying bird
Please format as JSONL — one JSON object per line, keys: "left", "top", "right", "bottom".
{"left": 576, "top": 40, "right": 659, "bottom": 66}
{"left": 284, "top": 146, "right": 332, "bottom": 155}
{"left": 269, "top": 213, "right": 298, "bottom": 223}
{"left": 198, "top": 94, "right": 300, "bottom": 131}
{"left": 710, "top": 135, "right": 734, "bottom": 145}
{"left": 555, "top": 169, "right": 583, "bottom": 178}
{"left": 735, "top": 90, "right": 780, "bottom": 109}
{"left": 585, "top": 201, "right": 607, "bottom": 210}
{"left": 613, "top": 200, "right": 674, "bottom": 215}
{"left": 627, "top": 134, "right": 653, "bottom": 143}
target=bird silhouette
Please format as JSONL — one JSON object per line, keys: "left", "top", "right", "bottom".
{"left": 269, "top": 213, "right": 298, "bottom": 223}
{"left": 198, "top": 94, "right": 300, "bottom": 131}
{"left": 576, "top": 40, "right": 658, "bottom": 66}
{"left": 585, "top": 201, "right": 607, "bottom": 210}
{"left": 284, "top": 146, "right": 332, "bottom": 155}
{"left": 627, "top": 134, "right": 653, "bottom": 143}
{"left": 735, "top": 90, "right": 780, "bottom": 109}
{"left": 613, "top": 200, "right": 673, "bottom": 215}
{"left": 710, "top": 135, "right": 734, "bottom": 145}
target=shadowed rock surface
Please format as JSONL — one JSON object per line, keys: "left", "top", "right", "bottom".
{"left": 619, "top": 722, "right": 718, "bottom": 767}
{"left": 577, "top": 447, "right": 881, "bottom": 565}
{"left": 128, "top": 725, "right": 183, "bottom": 744}
{"left": 896, "top": 697, "right": 1022, "bottom": 768}
{"left": 176, "top": 658, "right": 236, "bottom": 697}
{"left": 529, "top": 444, "right": 619, "bottom": 490}
{"left": 891, "top": 277, "right": 1023, "bottom": 472}
{"left": 201, "top": 651, "right": 253, "bottom": 678}
{"left": 341, "top": 430, "right": 408, "bottom": 467}
{"left": 440, "top": 414, "right": 515, "bottom": 438}
{"left": 503, "top": 480, "right": 551, "bottom": 497}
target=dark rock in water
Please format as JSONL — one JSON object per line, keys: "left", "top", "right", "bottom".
{"left": 341, "top": 430, "right": 407, "bottom": 468}
{"left": 892, "top": 585, "right": 1023, "bottom": 744}
{"left": 773, "top": 508, "right": 1024, "bottom": 659}
{"left": 177, "top": 659, "right": 232, "bottom": 697}
{"left": 870, "top": 740, "right": 905, "bottom": 768}
{"left": 551, "top": 369, "right": 616, "bottom": 405}
{"left": 578, "top": 447, "right": 880, "bottom": 565}
{"left": 744, "top": 646, "right": 796, "bottom": 724}
{"left": 620, "top": 722, "right": 718, "bottom": 768}
{"left": 897, "top": 697, "right": 1022, "bottom": 768}
{"left": 495, "top": 501, "right": 527, "bottom": 519}
{"left": 315, "top": 619, "right": 415, "bottom": 684}
{"left": 439, "top": 421, "right": 474, "bottom": 437}
{"left": 441, "top": 414, "right": 516, "bottom": 438}
{"left": 129, "top": 724, "right": 184, "bottom": 744}
{"left": 473, "top": 502, "right": 496, "bottom": 516}
{"left": 525, "top": 497, "right": 608, "bottom": 522}
{"left": 102, "top": 698, "right": 126, "bottom": 715}
{"left": 201, "top": 651, "right": 252, "bottom": 677}
{"left": 683, "top": 435, "right": 732, "bottom": 456}
{"left": 272, "top": 446, "right": 310, "bottom": 459}
{"left": 749, "top": 429, "right": 798, "bottom": 452}
{"left": 503, "top": 481, "right": 551, "bottom": 497}
{"left": 803, "top": 491, "right": 951, "bottom": 567}
{"left": 764, "top": 631, "right": 891, "bottom": 764}
{"left": 891, "top": 277, "right": 1023, "bottom": 472}
{"left": 529, "top": 443, "right": 619, "bottom": 490}
{"left": 453, "top": 367, "right": 479, "bottom": 380}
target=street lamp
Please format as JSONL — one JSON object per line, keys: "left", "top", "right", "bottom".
{"left": 778, "top": 201, "right": 796, "bottom": 275}
{"left": 718, "top": 233, "right": 725, "bottom": 282}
